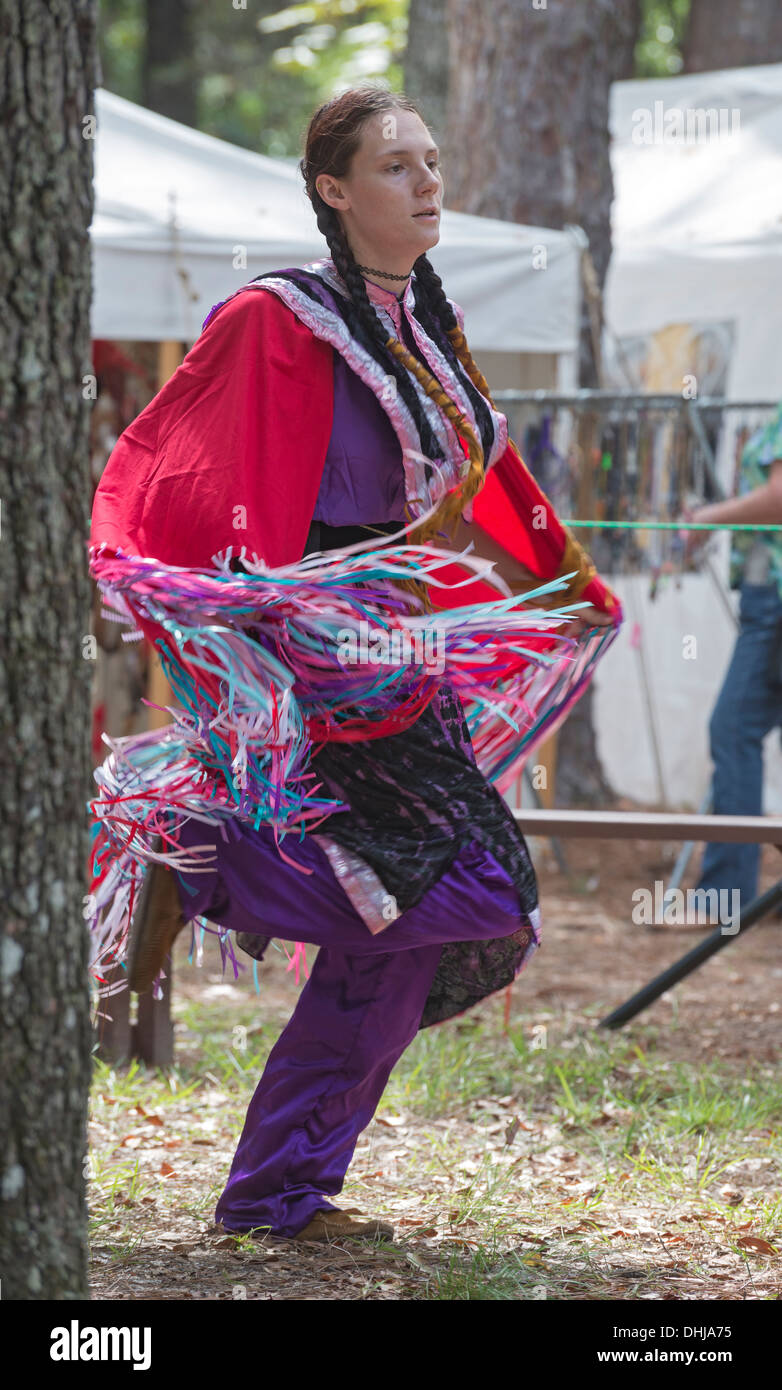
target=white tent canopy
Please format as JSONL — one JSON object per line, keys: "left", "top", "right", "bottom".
{"left": 605, "top": 62, "right": 782, "bottom": 401}
{"left": 91, "top": 88, "right": 580, "bottom": 360}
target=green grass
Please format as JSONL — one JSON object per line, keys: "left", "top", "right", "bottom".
{"left": 87, "top": 989, "right": 782, "bottom": 1298}
{"left": 419, "top": 1242, "right": 551, "bottom": 1301}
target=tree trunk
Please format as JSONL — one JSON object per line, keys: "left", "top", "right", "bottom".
{"left": 443, "top": 0, "right": 639, "bottom": 806}
{"left": 403, "top": 0, "right": 450, "bottom": 146}
{"left": 142, "top": 0, "right": 198, "bottom": 127}
{"left": 0, "top": 0, "right": 98, "bottom": 1299}
{"left": 444, "top": 0, "right": 640, "bottom": 385}
{"left": 684, "top": 0, "right": 782, "bottom": 72}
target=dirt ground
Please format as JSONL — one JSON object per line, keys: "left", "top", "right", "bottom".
{"left": 87, "top": 818, "right": 781, "bottom": 1301}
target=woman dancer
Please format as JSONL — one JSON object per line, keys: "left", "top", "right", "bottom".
{"left": 89, "top": 86, "right": 622, "bottom": 1243}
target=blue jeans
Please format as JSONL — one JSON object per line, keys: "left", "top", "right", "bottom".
{"left": 695, "top": 582, "right": 782, "bottom": 908}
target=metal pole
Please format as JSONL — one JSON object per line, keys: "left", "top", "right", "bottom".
{"left": 599, "top": 877, "right": 782, "bottom": 1029}
{"left": 492, "top": 391, "right": 780, "bottom": 411}
{"left": 625, "top": 577, "right": 668, "bottom": 806}
{"left": 665, "top": 781, "right": 713, "bottom": 896}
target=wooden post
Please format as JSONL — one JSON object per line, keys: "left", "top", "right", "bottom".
{"left": 535, "top": 733, "right": 558, "bottom": 809}
{"left": 133, "top": 960, "right": 175, "bottom": 1066}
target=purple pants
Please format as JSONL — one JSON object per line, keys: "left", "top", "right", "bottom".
{"left": 173, "top": 815, "right": 532, "bottom": 1237}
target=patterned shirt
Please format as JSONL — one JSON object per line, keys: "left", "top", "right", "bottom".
{"left": 728, "top": 401, "right": 782, "bottom": 594}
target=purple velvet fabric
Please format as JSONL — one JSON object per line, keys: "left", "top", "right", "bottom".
{"left": 311, "top": 350, "right": 407, "bottom": 525}
{"left": 173, "top": 816, "right": 528, "bottom": 1238}
{"left": 175, "top": 815, "right": 527, "bottom": 955}
{"left": 311, "top": 291, "right": 418, "bottom": 526}
{"left": 213, "top": 939, "right": 444, "bottom": 1236}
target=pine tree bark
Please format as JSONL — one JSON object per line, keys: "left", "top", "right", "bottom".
{"left": 444, "top": 0, "right": 640, "bottom": 385}
{"left": 0, "top": 0, "right": 98, "bottom": 1299}
{"left": 684, "top": 0, "right": 782, "bottom": 72}
{"left": 403, "top": 0, "right": 450, "bottom": 147}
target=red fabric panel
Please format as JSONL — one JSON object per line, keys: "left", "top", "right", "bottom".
{"left": 472, "top": 438, "right": 571, "bottom": 577}
{"left": 472, "top": 446, "right": 554, "bottom": 577}
{"left": 90, "top": 286, "right": 334, "bottom": 572}
{"left": 432, "top": 438, "right": 622, "bottom": 622}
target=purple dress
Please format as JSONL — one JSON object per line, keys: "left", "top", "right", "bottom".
{"left": 172, "top": 277, "right": 542, "bottom": 1238}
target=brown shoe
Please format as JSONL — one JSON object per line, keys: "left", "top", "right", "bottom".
{"left": 126, "top": 834, "right": 187, "bottom": 993}
{"left": 294, "top": 1207, "right": 395, "bottom": 1243}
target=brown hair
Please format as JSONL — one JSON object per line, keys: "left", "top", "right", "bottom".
{"left": 299, "top": 84, "right": 498, "bottom": 555}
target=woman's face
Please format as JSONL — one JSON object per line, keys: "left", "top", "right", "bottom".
{"left": 316, "top": 108, "right": 443, "bottom": 269}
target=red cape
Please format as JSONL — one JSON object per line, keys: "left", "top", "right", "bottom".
{"left": 91, "top": 283, "right": 620, "bottom": 622}
{"left": 91, "top": 287, "right": 334, "bottom": 571}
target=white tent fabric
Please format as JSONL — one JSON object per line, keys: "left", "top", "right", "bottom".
{"left": 605, "top": 62, "right": 782, "bottom": 402}
{"left": 91, "top": 88, "right": 580, "bottom": 354}
{"left": 589, "top": 572, "right": 782, "bottom": 814}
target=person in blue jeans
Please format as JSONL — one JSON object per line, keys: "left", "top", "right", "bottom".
{"left": 682, "top": 401, "right": 782, "bottom": 916}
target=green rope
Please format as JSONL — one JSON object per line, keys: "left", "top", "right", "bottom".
{"left": 562, "top": 519, "right": 782, "bottom": 532}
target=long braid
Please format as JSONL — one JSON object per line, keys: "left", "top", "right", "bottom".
{"left": 413, "top": 253, "right": 599, "bottom": 604}
{"left": 314, "top": 200, "right": 486, "bottom": 548}
{"left": 412, "top": 253, "right": 495, "bottom": 402}
{"left": 308, "top": 200, "right": 482, "bottom": 609}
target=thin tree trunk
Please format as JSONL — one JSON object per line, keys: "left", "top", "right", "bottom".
{"left": 142, "top": 0, "right": 197, "bottom": 127}
{"left": 0, "top": 0, "right": 98, "bottom": 1299}
{"left": 684, "top": 0, "right": 782, "bottom": 72}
